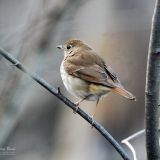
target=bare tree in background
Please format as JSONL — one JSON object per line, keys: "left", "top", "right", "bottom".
{"left": 0, "top": 0, "right": 81, "bottom": 146}
{"left": 145, "top": 0, "right": 160, "bottom": 159}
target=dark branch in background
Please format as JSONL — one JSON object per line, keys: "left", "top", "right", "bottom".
{"left": 145, "top": 0, "right": 160, "bottom": 159}
{"left": 0, "top": 48, "right": 131, "bottom": 160}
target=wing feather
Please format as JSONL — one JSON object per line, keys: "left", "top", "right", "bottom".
{"left": 63, "top": 50, "right": 122, "bottom": 88}
{"left": 68, "top": 65, "right": 117, "bottom": 88}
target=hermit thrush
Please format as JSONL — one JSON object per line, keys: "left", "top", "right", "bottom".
{"left": 57, "top": 39, "right": 136, "bottom": 119}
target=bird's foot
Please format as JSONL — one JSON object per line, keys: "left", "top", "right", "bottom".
{"left": 90, "top": 115, "right": 95, "bottom": 128}
{"left": 73, "top": 102, "right": 79, "bottom": 114}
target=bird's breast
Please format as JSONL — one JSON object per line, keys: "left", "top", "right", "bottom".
{"left": 60, "top": 62, "right": 89, "bottom": 98}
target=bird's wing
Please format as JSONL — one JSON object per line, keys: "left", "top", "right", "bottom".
{"left": 104, "top": 65, "right": 121, "bottom": 85}
{"left": 68, "top": 64, "right": 119, "bottom": 88}
{"left": 63, "top": 49, "right": 122, "bottom": 88}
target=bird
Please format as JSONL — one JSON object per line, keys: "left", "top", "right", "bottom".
{"left": 57, "top": 39, "right": 136, "bottom": 120}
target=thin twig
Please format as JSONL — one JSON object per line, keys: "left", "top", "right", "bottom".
{"left": 145, "top": 0, "right": 160, "bottom": 159}
{"left": 122, "top": 140, "right": 137, "bottom": 160}
{"left": 0, "top": 48, "right": 131, "bottom": 160}
{"left": 122, "top": 129, "right": 145, "bottom": 142}
{"left": 121, "top": 129, "right": 145, "bottom": 160}
{"left": 122, "top": 128, "right": 160, "bottom": 160}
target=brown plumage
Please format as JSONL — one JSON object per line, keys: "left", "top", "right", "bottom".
{"left": 57, "top": 39, "right": 136, "bottom": 119}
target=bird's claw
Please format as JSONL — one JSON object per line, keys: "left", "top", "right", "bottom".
{"left": 90, "top": 115, "right": 94, "bottom": 128}
{"left": 73, "top": 104, "right": 79, "bottom": 114}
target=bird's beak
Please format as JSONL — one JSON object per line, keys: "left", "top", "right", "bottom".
{"left": 56, "top": 45, "right": 63, "bottom": 50}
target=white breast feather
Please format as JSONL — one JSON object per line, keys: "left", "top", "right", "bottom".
{"left": 60, "top": 62, "right": 88, "bottom": 99}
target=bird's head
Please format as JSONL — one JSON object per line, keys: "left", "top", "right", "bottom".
{"left": 57, "top": 39, "right": 91, "bottom": 57}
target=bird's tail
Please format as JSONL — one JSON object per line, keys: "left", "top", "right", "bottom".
{"left": 111, "top": 86, "right": 136, "bottom": 101}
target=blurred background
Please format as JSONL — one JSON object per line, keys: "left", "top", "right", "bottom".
{"left": 0, "top": 0, "right": 156, "bottom": 159}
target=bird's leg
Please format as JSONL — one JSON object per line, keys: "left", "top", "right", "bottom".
{"left": 91, "top": 97, "right": 100, "bottom": 127}
{"left": 75, "top": 98, "right": 85, "bottom": 106}
{"left": 73, "top": 99, "right": 83, "bottom": 114}
{"left": 73, "top": 96, "right": 88, "bottom": 114}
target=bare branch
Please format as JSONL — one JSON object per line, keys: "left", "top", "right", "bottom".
{"left": 145, "top": 0, "right": 160, "bottom": 159}
{"left": 0, "top": 48, "right": 131, "bottom": 160}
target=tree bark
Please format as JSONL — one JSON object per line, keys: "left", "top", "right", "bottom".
{"left": 145, "top": 0, "right": 160, "bottom": 159}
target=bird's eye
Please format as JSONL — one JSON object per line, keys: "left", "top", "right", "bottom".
{"left": 67, "top": 45, "right": 72, "bottom": 50}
